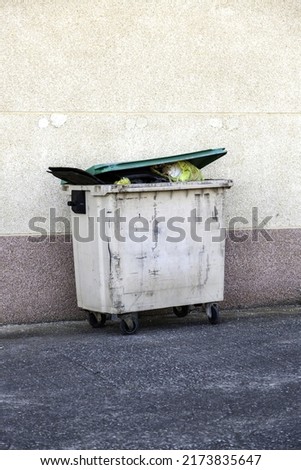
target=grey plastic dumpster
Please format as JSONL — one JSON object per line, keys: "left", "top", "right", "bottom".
{"left": 63, "top": 179, "right": 232, "bottom": 334}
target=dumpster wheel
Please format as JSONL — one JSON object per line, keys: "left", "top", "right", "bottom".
{"left": 173, "top": 305, "right": 189, "bottom": 317}
{"left": 205, "top": 303, "right": 220, "bottom": 325}
{"left": 87, "top": 312, "right": 107, "bottom": 328}
{"left": 119, "top": 316, "right": 139, "bottom": 335}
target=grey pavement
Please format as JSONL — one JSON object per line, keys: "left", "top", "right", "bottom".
{"left": 1, "top": 305, "right": 301, "bottom": 450}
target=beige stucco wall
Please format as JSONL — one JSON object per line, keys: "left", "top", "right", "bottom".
{"left": 1, "top": 0, "right": 301, "bottom": 234}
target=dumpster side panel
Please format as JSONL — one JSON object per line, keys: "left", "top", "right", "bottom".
{"left": 70, "top": 184, "right": 228, "bottom": 314}
{"left": 71, "top": 192, "right": 112, "bottom": 312}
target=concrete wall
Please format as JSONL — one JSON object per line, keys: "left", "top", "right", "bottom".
{"left": 1, "top": 0, "right": 301, "bottom": 324}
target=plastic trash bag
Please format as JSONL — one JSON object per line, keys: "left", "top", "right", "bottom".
{"left": 152, "top": 161, "right": 204, "bottom": 182}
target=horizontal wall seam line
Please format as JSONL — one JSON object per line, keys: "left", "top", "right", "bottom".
{"left": 0, "top": 111, "right": 300, "bottom": 116}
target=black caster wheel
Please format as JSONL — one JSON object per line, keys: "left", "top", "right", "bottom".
{"left": 206, "top": 303, "right": 220, "bottom": 325}
{"left": 119, "top": 317, "right": 139, "bottom": 335}
{"left": 173, "top": 305, "right": 189, "bottom": 318}
{"left": 87, "top": 312, "right": 107, "bottom": 328}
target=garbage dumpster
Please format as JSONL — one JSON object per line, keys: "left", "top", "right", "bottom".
{"left": 62, "top": 177, "right": 232, "bottom": 334}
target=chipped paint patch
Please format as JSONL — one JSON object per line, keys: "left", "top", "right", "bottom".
{"left": 38, "top": 117, "right": 49, "bottom": 129}
{"left": 50, "top": 114, "right": 67, "bottom": 128}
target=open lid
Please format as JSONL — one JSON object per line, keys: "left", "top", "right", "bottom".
{"left": 85, "top": 148, "right": 227, "bottom": 176}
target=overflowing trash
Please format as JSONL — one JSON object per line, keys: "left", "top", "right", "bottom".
{"left": 48, "top": 148, "right": 227, "bottom": 185}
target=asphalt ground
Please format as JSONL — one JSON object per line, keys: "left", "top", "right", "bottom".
{"left": 1, "top": 305, "right": 300, "bottom": 450}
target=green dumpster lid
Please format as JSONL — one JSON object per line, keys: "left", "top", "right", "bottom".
{"left": 86, "top": 148, "right": 227, "bottom": 176}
